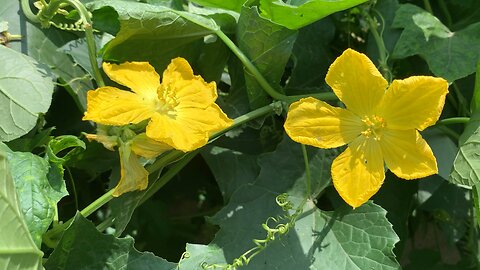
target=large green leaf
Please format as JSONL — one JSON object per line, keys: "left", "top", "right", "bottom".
{"left": 449, "top": 111, "right": 480, "bottom": 187}
{"left": 179, "top": 136, "right": 400, "bottom": 269}
{"left": 285, "top": 18, "right": 335, "bottom": 94}
{"left": 1, "top": 0, "right": 94, "bottom": 110}
{"left": 88, "top": 0, "right": 222, "bottom": 71}
{"left": 392, "top": 4, "right": 480, "bottom": 82}
{"left": 238, "top": 4, "right": 297, "bottom": 108}
{"left": 7, "top": 152, "right": 67, "bottom": 247}
{"left": 0, "top": 150, "right": 43, "bottom": 270}
{"left": 44, "top": 213, "right": 176, "bottom": 269}
{"left": 258, "top": 0, "right": 368, "bottom": 30}
{"left": 0, "top": 45, "right": 53, "bottom": 142}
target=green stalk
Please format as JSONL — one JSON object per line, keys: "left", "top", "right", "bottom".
{"left": 423, "top": 0, "right": 433, "bottom": 14}
{"left": 301, "top": 144, "right": 311, "bottom": 198}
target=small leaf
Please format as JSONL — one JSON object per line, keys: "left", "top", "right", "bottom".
{"left": 392, "top": 4, "right": 480, "bottom": 82}
{"left": 258, "top": 0, "right": 369, "bottom": 30}
{"left": 44, "top": 213, "right": 176, "bottom": 270}
{"left": 0, "top": 45, "right": 53, "bottom": 142}
{"left": 7, "top": 152, "right": 66, "bottom": 247}
{"left": 0, "top": 150, "right": 43, "bottom": 270}
{"left": 47, "top": 135, "right": 86, "bottom": 164}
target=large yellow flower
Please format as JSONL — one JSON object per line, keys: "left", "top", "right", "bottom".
{"left": 83, "top": 58, "right": 233, "bottom": 152}
{"left": 284, "top": 49, "right": 448, "bottom": 208}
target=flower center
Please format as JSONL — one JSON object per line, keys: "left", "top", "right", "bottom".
{"left": 361, "top": 115, "right": 386, "bottom": 140}
{"left": 156, "top": 86, "right": 178, "bottom": 118}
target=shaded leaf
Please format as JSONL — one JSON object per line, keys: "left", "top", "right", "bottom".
{"left": 392, "top": 4, "right": 480, "bottom": 82}
{"left": 179, "top": 136, "right": 400, "bottom": 269}
{"left": 0, "top": 45, "right": 53, "bottom": 142}
{"left": 238, "top": 4, "right": 297, "bottom": 108}
{"left": 0, "top": 150, "right": 43, "bottom": 270}
{"left": 258, "top": 0, "right": 368, "bottom": 30}
{"left": 44, "top": 213, "right": 176, "bottom": 270}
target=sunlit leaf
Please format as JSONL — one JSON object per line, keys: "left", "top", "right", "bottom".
{"left": 258, "top": 0, "right": 368, "bottom": 30}
{"left": 0, "top": 46, "right": 53, "bottom": 142}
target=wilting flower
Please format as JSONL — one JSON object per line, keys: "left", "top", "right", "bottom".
{"left": 83, "top": 57, "right": 233, "bottom": 152}
{"left": 284, "top": 49, "right": 448, "bottom": 208}
{"left": 83, "top": 58, "right": 233, "bottom": 196}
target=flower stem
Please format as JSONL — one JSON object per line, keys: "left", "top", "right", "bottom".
{"left": 20, "top": 0, "right": 40, "bottom": 23}
{"left": 436, "top": 117, "right": 470, "bottom": 126}
{"left": 365, "top": 11, "right": 391, "bottom": 82}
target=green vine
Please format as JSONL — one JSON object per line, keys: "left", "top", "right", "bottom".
{"left": 199, "top": 193, "right": 306, "bottom": 270}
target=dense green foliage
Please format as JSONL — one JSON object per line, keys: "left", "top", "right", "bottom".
{"left": 1, "top": 0, "right": 480, "bottom": 269}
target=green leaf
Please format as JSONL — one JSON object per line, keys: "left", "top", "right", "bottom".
{"left": 88, "top": 0, "right": 220, "bottom": 71}
{"left": 449, "top": 111, "right": 480, "bottom": 187}
{"left": 188, "top": 0, "right": 246, "bottom": 12}
{"left": 0, "top": 45, "right": 53, "bottom": 142}
{"left": 258, "top": 0, "right": 368, "bottom": 30}
{"left": 0, "top": 21, "right": 8, "bottom": 32}
{"left": 180, "top": 136, "right": 400, "bottom": 269}
{"left": 7, "top": 152, "right": 66, "bottom": 247}
{"left": 238, "top": 4, "right": 297, "bottom": 108}
{"left": 392, "top": 4, "right": 480, "bottom": 82}
{"left": 44, "top": 213, "right": 176, "bottom": 269}
{"left": 47, "top": 135, "right": 87, "bottom": 164}
{"left": 1, "top": 0, "right": 94, "bottom": 110}
{"left": 0, "top": 150, "right": 43, "bottom": 270}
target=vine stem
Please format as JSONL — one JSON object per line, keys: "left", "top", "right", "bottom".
{"left": 214, "top": 30, "right": 337, "bottom": 103}
{"left": 364, "top": 11, "right": 391, "bottom": 82}
{"left": 20, "top": 0, "right": 40, "bottom": 23}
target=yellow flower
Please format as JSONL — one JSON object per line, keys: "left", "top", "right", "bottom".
{"left": 83, "top": 57, "right": 233, "bottom": 152}
{"left": 284, "top": 49, "right": 448, "bottom": 208}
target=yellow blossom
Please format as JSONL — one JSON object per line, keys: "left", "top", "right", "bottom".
{"left": 284, "top": 49, "right": 448, "bottom": 208}
{"left": 83, "top": 57, "right": 233, "bottom": 152}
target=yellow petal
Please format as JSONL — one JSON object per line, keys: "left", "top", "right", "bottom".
{"left": 331, "top": 136, "right": 385, "bottom": 208}
{"left": 102, "top": 62, "right": 160, "bottom": 99}
{"left": 380, "top": 129, "right": 437, "bottom": 179}
{"left": 131, "top": 133, "right": 172, "bottom": 159}
{"left": 83, "top": 86, "right": 156, "bottom": 126}
{"left": 284, "top": 97, "right": 363, "bottom": 148}
{"left": 85, "top": 133, "right": 117, "bottom": 151}
{"left": 176, "top": 105, "right": 233, "bottom": 134}
{"left": 146, "top": 113, "right": 208, "bottom": 152}
{"left": 161, "top": 58, "right": 217, "bottom": 108}
{"left": 378, "top": 76, "right": 448, "bottom": 131}
{"left": 325, "top": 49, "right": 388, "bottom": 117}
{"left": 113, "top": 143, "right": 149, "bottom": 197}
